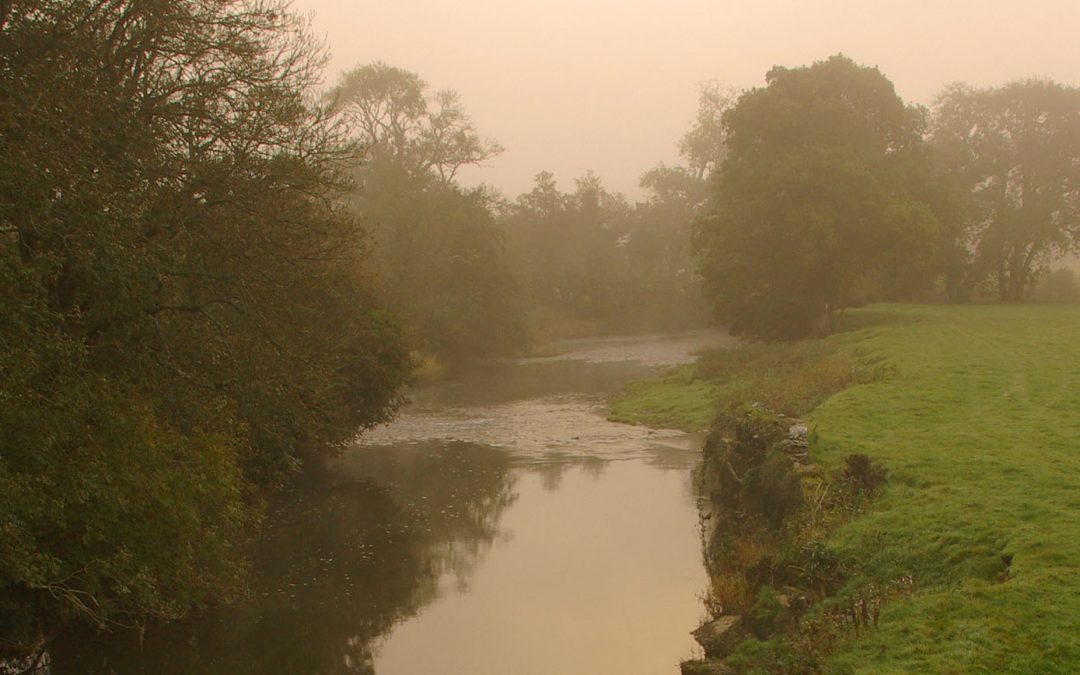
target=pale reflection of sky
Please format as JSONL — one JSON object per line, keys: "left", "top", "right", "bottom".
{"left": 372, "top": 461, "right": 708, "bottom": 675}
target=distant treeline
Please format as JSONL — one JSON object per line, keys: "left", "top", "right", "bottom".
{"left": 331, "top": 61, "right": 713, "bottom": 359}
{"left": 697, "top": 56, "right": 1080, "bottom": 338}
{"left": 336, "top": 55, "right": 1080, "bottom": 350}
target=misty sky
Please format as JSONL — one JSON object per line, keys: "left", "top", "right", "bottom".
{"left": 290, "top": 0, "right": 1080, "bottom": 199}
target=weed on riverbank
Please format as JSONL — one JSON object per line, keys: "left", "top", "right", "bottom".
{"left": 608, "top": 334, "right": 874, "bottom": 432}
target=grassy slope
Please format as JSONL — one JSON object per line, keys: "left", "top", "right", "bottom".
{"left": 813, "top": 304, "right": 1080, "bottom": 673}
{"left": 611, "top": 303, "right": 1080, "bottom": 671}
{"left": 608, "top": 336, "right": 860, "bottom": 433}
{"left": 607, "top": 364, "right": 718, "bottom": 432}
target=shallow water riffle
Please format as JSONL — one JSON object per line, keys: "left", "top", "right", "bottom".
{"left": 49, "top": 330, "right": 730, "bottom": 674}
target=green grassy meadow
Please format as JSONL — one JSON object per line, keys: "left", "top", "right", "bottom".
{"left": 813, "top": 304, "right": 1080, "bottom": 672}
{"left": 615, "top": 304, "right": 1080, "bottom": 672}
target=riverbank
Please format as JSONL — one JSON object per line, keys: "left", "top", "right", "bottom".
{"left": 614, "top": 304, "right": 1080, "bottom": 673}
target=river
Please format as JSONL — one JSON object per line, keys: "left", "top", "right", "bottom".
{"left": 49, "top": 330, "right": 732, "bottom": 674}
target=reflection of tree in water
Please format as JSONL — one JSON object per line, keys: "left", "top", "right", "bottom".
{"left": 534, "top": 454, "right": 609, "bottom": 492}
{"left": 47, "top": 442, "right": 516, "bottom": 674}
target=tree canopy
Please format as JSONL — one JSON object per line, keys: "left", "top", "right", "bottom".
{"left": 932, "top": 79, "right": 1080, "bottom": 300}
{"left": 501, "top": 169, "right": 709, "bottom": 339}
{"left": 330, "top": 62, "right": 525, "bottom": 359}
{"left": 329, "top": 61, "right": 503, "bottom": 183}
{"left": 696, "top": 55, "right": 938, "bottom": 339}
{"left": 0, "top": 0, "right": 410, "bottom": 652}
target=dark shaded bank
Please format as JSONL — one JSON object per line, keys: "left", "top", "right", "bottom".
{"left": 683, "top": 406, "right": 889, "bottom": 674}
{"left": 45, "top": 444, "right": 516, "bottom": 674}
{"left": 601, "top": 319, "right": 892, "bottom": 673}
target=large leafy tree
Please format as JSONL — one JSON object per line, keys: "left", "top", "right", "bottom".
{"left": 696, "top": 55, "right": 937, "bottom": 339}
{"left": 0, "top": 0, "right": 410, "bottom": 654}
{"left": 932, "top": 80, "right": 1080, "bottom": 300}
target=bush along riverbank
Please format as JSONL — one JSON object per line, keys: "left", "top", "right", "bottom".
{"left": 683, "top": 405, "right": 893, "bottom": 674}
{"left": 669, "top": 334, "right": 889, "bottom": 674}
{"left": 615, "top": 304, "right": 1080, "bottom": 673}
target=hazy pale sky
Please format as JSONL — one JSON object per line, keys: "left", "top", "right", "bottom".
{"left": 290, "top": 0, "right": 1080, "bottom": 199}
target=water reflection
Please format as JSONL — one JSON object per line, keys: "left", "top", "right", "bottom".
{"left": 49, "top": 331, "right": 722, "bottom": 674}
{"left": 370, "top": 459, "right": 705, "bottom": 675}
{"left": 51, "top": 442, "right": 517, "bottom": 675}
{"left": 409, "top": 330, "right": 731, "bottom": 410}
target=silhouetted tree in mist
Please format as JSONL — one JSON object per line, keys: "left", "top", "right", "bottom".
{"left": 696, "top": 55, "right": 939, "bottom": 339}
{"left": 329, "top": 62, "right": 525, "bottom": 358}
{"left": 932, "top": 79, "right": 1080, "bottom": 301}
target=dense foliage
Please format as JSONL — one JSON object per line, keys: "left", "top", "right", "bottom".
{"left": 502, "top": 169, "right": 709, "bottom": 340}
{"left": 0, "top": 0, "right": 410, "bottom": 653}
{"left": 696, "top": 56, "right": 938, "bottom": 340}
{"left": 354, "top": 161, "right": 525, "bottom": 358}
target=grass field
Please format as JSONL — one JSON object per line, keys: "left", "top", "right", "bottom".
{"left": 615, "top": 304, "right": 1080, "bottom": 672}
{"left": 813, "top": 304, "right": 1080, "bottom": 673}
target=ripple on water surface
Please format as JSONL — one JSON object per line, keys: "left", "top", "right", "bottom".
{"left": 357, "top": 329, "right": 729, "bottom": 465}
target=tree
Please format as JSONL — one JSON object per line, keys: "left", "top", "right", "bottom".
{"left": 328, "top": 61, "right": 503, "bottom": 183}
{"left": 331, "top": 62, "right": 525, "bottom": 359}
{"left": 696, "top": 55, "right": 938, "bottom": 340}
{"left": 932, "top": 80, "right": 1080, "bottom": 300}
{"left": 502, "top": 172, "right": 631, "bottom": 335}
{"left": 678, "top": 81, "right": 737, "bottom": 180}
{"left": 501, "top": 168, "right": 709, "bottom": 338}
{"left": 355, "top": 163, "right": 525, "bottom": 358}
{"left": 625, "top": 171, "right": 712, "bottom": 329}
{"left": 0, "top": 0, "right": 410, "bottom": 654}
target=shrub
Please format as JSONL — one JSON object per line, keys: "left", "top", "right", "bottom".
{"left": 839, "top": 454, "right": 888, "bottom": 496}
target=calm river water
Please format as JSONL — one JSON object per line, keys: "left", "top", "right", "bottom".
{"left": 50, "top": 331, "right": 733, "bottom": 674}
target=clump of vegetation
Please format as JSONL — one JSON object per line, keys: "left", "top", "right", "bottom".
{"left": 746, "top": 586, "right": 793, "bottom": 638}
{"left": 836, "top": 454, "right": 888, "bottom": 497}
{"left": 608, "top": 365, "right": 719, "bottom": 431}
{"left": 611, "top": 335, "right": 869, "bottom": 433}
{"left": 698, "top": 341, "right": 868, "bottom": 418}
{"left": 0, "top": 1, "right": 412, "bottom": 656}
